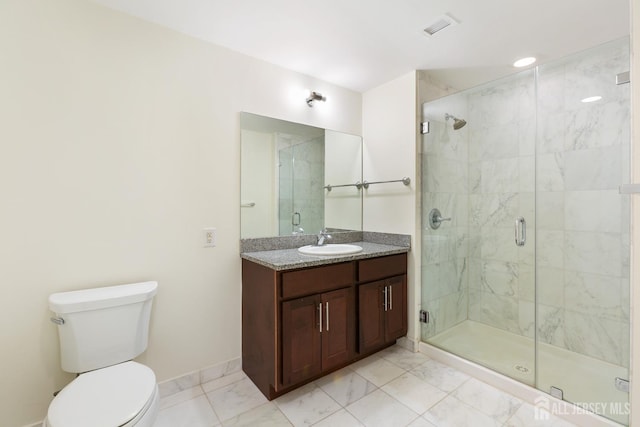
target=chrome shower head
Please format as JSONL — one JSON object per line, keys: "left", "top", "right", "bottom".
{"left": 445, "top": 113, "right": 467, "bottom": 130}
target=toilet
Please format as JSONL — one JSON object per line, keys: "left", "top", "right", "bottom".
{"left": 43, "top": 281, "right": 159, "bottom": 427}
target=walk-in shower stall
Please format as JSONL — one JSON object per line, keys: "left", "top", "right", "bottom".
{"left": 420, "top": 38, "right": 630, "bottom": 425}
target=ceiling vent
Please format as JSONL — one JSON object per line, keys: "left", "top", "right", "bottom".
{"left": 423, "top": 14, "right": 458, "bottom": 37}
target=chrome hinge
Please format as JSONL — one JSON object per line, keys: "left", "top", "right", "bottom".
{"left": 419, "top": 310, "right": 429, "bottom": 323}
{"left": 616, "top": 71, "right": 630, "bottom": 85}
{"left": 615, "top": 377, "right": 630, "bottom": 393}
{"left": 550, "top": 386, "right": 564, "bottom": 400}
{"left": 420, "top": 122, "right": 430, "bottom": 135}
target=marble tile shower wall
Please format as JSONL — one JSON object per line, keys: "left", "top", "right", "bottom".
{"left": 535, "top": 38, "right": 630, "bottom": 367}
{"left": 422, "top": 37, "right": 630, "bottom": 368}
{"left": 277, "top": 134, "right": 325, "bottom": 235}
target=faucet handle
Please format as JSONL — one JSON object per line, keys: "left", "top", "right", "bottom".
{"left": 316, "top": 229, "right": 332, "bottom": 245}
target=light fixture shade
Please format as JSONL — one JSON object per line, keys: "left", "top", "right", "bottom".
{"left": 306, "top": 91, "right": 326, "bottom": 107}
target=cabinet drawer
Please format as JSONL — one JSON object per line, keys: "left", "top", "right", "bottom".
{"left": 282, "top": 262, "right": 354, "bottom": 299}
{"left": 358, "top": 253, "right": 407, "bottom": 282}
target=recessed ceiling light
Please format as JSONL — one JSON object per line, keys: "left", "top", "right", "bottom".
{"left": 513, "top": 57, "right": 536, "bottom": 68}
{"left": 581, "top": 96, "right": 602, "bottom": 103}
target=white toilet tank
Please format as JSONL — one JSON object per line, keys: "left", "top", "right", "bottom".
{"left": 49, "top": 281, "right": 158, "bottom": 373}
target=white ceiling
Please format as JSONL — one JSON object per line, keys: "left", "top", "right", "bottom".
{"left": 91, "top": 0, "right": 629, "bottom": 93}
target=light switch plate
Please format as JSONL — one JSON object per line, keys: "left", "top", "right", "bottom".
{"left": 203, "top": 228, "right": 216, "bottom": 247}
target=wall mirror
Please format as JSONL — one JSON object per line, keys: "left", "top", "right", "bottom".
{"left": 240, "top": 112, "right": 362, "bottom": 238}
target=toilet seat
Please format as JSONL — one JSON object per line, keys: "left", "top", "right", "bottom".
{"left": 46, "top": 361, "right": 157, "bottom": 427}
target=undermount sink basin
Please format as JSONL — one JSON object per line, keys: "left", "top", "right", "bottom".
{"left": 298, "top": 244, "right": 363, "bottom": 256}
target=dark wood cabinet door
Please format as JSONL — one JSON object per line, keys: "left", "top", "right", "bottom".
{"left": 358, "top": 280, "right": 385, "bottom": 353}
{"left": 385, "top": 275, "right": 407, "bottom": 342}
{"left": 281, "top": 296, "right": 322, "bottom": 386}
{"left": 321, "top": 287, "right": 355, "bottom": 370}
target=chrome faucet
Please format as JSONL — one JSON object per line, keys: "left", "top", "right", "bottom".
{"left": 316, "top": 229, "right": 332, "bottom": 246}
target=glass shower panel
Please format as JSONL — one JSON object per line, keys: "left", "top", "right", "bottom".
{"left": 535, "top": 38, "right": 630, "bottom": 425}
{"left": 277, "top": 135, "right": 325, "bottom": 235}
{"left": 421, "top": 69, "right": 537, "bottom": 384}
{"left": 291, "top": 137, "right": 325, "bottom": 235}
{"left": 420, "top": 92, "right": 470, "bottom": 342}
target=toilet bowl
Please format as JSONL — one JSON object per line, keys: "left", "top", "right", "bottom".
{"left": 45, "top": 282, "right": 159, "bottom": 427}
{"left": 43, "top": 361, "right": 159, "bottom": 427}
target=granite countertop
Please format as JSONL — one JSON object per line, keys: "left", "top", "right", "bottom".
{"left": 241, "top": 241, "right": 409, "bottom": 271}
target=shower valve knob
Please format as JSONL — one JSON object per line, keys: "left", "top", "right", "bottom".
{"left": 428, "top": 208, "right": 451, "bottom": 229}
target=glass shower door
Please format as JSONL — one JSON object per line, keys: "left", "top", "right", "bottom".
{"left": 534, "top": 37, "right": 630, "bottom": 425}
{"left": 421, "top": 69, "right": 537, "bottom": 385}
{"left": 277, "top": 135, "right": 325, "bottom": 235}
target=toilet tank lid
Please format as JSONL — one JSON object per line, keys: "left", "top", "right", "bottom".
{"left": 49, "top": 281, "right": 158, "bottom": 314}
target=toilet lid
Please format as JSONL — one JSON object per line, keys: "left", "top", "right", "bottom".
{"left": 47, "top": 361, "right": 156, "bottom": 427}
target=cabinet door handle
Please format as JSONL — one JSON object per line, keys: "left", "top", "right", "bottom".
{"left": 325, "top": 302, "right": 329, "bottom": 331}
{"left": 318, "top": 303, "right": 322, "bottom": 332}
{"left": 383, "top": 286, "right": 388, "bottom": 312}
{"left": 389, "top": 284, "right": 393, "bottom": 311}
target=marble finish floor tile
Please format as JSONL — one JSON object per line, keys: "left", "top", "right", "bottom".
{"left": 381, "top": 372, "right": 447, "bottom": 414}
{"left": 221, "top": 402, "right": 292, "bottom": 427}
{"left": 203, "top": 371, "right": 247, "bottom": 393}
{"left": 423, "top": 395, "right": 502, "bottom": 427}
{"left": 504, "top": 402, "right": 578, "bottom": 427}
{"left": 154, "top": 344, "right": 581, "bottom": 427}
{"left": 346, "top": 389, "right": 419, "bottom": 427}
{"left": 377, "top": 345, "right": 432, "bottom": 370}
{"left": 315, "top": 367, "right": 377, "bottom": 407}
{"left": 274, "top": 382, "right": 342, "bottom": 426}
{"left": 350, "top": 355, "right": 406, "bottom": 387}
{"left": 205, "top": 377, "right": 268, "bottom": 422}
{"left": 406, "top": 417, "right": 437, "bottom": 427}
{"left": 159, "top": 385, "right": 205, "bottom": 410}
{"left": 409, "top": 359, "right": 470, "bottom": 392}
{"left": 452, "top": 378, "right": 522, "bottom": 423}
{"left": 312, "top": 408, "right": 364, "bottom": 427}
{"left": 154, "top": 394, "right": 220, "bottom": 427}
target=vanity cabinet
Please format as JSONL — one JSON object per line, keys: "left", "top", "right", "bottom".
{"left": 358, "top": 276, "right": 406, "bottom": 353}
{"left": 242, "top": 252, "right": 406, "bottom": 400}
{"left": 281, "top": 286, "right": 354, "bottom": 386}
{"left": 357, "top": 254, "right": 408, "bottom": 353}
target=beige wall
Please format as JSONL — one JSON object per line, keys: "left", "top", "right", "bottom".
{"left": 362, "top": 71, "right": 420, "bottom": 342}
{"left": 240, "top": 130, "right": 277, "bottom": 237}
{"left": 324, "top": 130, "right": 363, "bottom": 231}
{"left": 0, "top": 1, "right": 361, "bottom": 426}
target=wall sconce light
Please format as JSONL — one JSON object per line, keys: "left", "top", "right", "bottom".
{"left": 306, "top": 91, "right": 326, "bottom": 107}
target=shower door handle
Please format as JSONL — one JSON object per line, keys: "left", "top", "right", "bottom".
{"left": 515, "top": 217, "right": 526, "bottom": 247}
{"left": 292, "top": 212, "right": 301, "bottom": 226}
